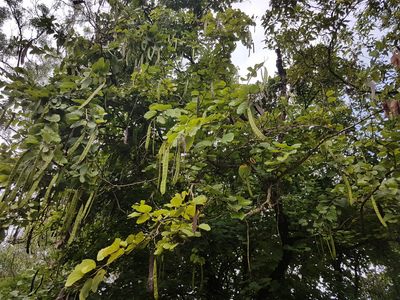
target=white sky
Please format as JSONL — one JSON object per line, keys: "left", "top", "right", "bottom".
{"left": 232, "top": 0, "right": 276, "bottom": 82}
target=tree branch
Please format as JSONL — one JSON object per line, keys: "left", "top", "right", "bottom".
{"left": 278, "top": 108, "right": 383, "bottom": 180}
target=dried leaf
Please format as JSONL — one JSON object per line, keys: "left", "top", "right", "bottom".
{"left": 390, "top": 51, "right": 400, "bottom": 66}
{"left": 368, "top": 79, "right": 375, "bottom": 100}
{"left": 383, "top": 100, "right": 400, "bottom": 119}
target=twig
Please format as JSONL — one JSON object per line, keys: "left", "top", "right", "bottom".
{"left": 245, "top": 186, "right": 272, "bottom": 218}
{"left": 98, "top": 176, "right": 157, "bottom": 188}
{"left": 112, "top": 191, "right": 126, "bottom": 214}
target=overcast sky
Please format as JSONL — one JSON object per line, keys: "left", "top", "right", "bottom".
{"left": 231, "top": 0, "right": 276, "bottom": 83}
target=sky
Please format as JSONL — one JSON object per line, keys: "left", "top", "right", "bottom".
{"left": 231, "top": 0, "right": 276, "bottom": 83}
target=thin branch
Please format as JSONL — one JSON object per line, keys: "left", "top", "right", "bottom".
{"left": 112, "top": 191, "right": 126, "bottom": 214}
{"left": 98, "top": 176, "right": 157, "bottom": 188}
{"left": 245, "top": 186, "right": 272, "bottom": 218}
{"left": 278, "top": 108, "right": 383, "bottom": 180}
{"left": 263, "top": 124, "right": 334, "bottom": 135}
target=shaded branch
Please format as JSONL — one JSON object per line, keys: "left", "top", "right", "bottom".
{"left": 98, "top": 176, "right": 157, "bottom": 188}
{"left": 278, "top": 108, "right": 383, "bottom": 180}
{"left": 245, "top": 186, "right": 272, "bottom": 218}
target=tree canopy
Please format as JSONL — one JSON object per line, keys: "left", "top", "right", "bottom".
{"left": 1, "top": 0, "right": 400, "bottom": 299}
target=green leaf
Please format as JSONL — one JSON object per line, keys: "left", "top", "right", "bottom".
{"left": 150, "top": 104, "right": 172, "bottom": 111}
{"left": 76, "top": 259, "right": 96, "bottom": 274}
{"left": 144, "top": 110, "right": 157, "bottom": 119}
{"left": 237, "top": 101, "right": 247, "bottom": 114}
{"left": 79, "top": 278, "right": 92, "bottom": 300}
{"left": 92, "top": 57, "right": 110, "bottom": 74}
{"left": 198, "top": 223, "right": 211, "bottom": 231}
{"left": 171, "top": 194, "right": 183, "bottom": 207}
{"left": 231, "top": 212, "right": 245, "bottom": 220}
{"left": 369, "top": 50, "right": 379, "bottom": 57}
{"left": 136, "top": 204, "right": 152, "bottom": 213}
{"left": 184, "top": 135, "right": 195, "bottom": 152}
{"left": 157, "top": 115, "right": 166, "bottom": 124}
{"left": 44, "top": 114, "right": 60, "bottom": 122}
{"left": 136, "top": 214, "right": 150, "bottom": 224}
{"left": 91, "top": 270, "right": 107, "bottom": 293}
{"left": 163, "top": 242, "right": 179, "bottom": 250}
{"left": 191, "top": 195, "right": 207, "bottom": 205}
{"left": 326, "top": 90, "right": 334, "bottom": 97}
{"left": 249, "top": 84, "right": 259, "bottom": 94}
{"left": 239, "top": 164, "right": 251, "bottom": 178}
{"left": 276, "top": 153, "right": 289, "bottom": 162}
{"left": 221, "top": 133, "right": 234, "bottom": 143}
{"left": 65, "top": 270, "right": 84, "bottom": 287}
{"left": 97, "top": 238, "right": 121, "bottom": 261}
{"left": 107, "top": 248, "right": 125, "bottom": 264}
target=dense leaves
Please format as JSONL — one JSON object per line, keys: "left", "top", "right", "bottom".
{"left": 1, "top": 0, "right": 400, "bottom": 299}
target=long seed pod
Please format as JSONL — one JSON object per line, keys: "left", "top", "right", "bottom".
{"left": 183, "top": 79, "right": 189, "bottom": 98}
{"left": 30, "top": 100, "right": 42, "bottom": 120}
{"left": 200, "top": 264, "right": 203, "bottom": 292}
{"left": 329, "top": 231, "right": 336, "bottom": 259}
{"left": 192, "top": 266, "right": 195, "bottom": 290}
{"left": 18, "top": 174, "right": 44, "bottom": 209}
{"left": 61, "top": 190, "right": 80, "bottom": 233}
{"left": 32, "top": 150, "right": 55, "bottom": 181}
{"left": 145, "top": 123, "right": 152, "bottom": 151}
{"left": 246, "top": 221, "right": 251, "bottom": 272}
{"left": 67, "top": 204, "right": 84, "bottom": 245}
{"left": 25, "top": 148, "right": 43, "bottom": 187}
{"left": 157, "top": 81, "right": 161, "bottom": 101}
{"left": 82, "top": 190, "right": 95, "bottom": 220}
{"left": 68, "top": 191, "right": 96, "bottom": 246}
{"left": 172, "top": 145, "right": 181, "bottom": 185}
{"left": 147, "top": 254, "right": 154, "bottom": 291}
{"left": 0, "top": 106, "right": 7, "bottom": 122}
{"left": 210, "top": 82, "right": 215, "bottom": 101}
{"left": 246, "top": 177, "right": 253, "bottom": 197}
{"left": 39, "top": 102, "right": 50, "bottom": 119}
{"left": 157, "top": 143, "right": 166, "bottom": 189}
{"left": 153, "top": 257, "right": 158, "bottom": 300}
{"left": 247, "top": 105, "right": 267, "bottom": 141}
{"left": 78, "top": 80, "right": 106, "bottom": 110}
{"left": 326, "top": 229, "right": 336, "bottom": 260}
{"left": 122, "top": 39, "right": 127, "bottom": 58}
{"left": 0, "top": 152, "right": 27, "bottom": 204}
{"left": 6, "top": 164, "right": 29, "bottom": 205}
{"left": 77, "top": 130, "right": 98, "bottom": 164}
{"left": 155, "top": 49, "right": 160, "bottom": 65}
{"left": 371, "top": 195, "right": 387, "bottom": 228}
{"left": 340, "top": 171, "right": 353, "bottom": 206}
{"left": 41, "top": 172, "right": 59, "bottom": 209}
{"left": 160, "top": 143, "right": 170, "bottom": 195}
{"left": 125, "top": 49, "right": 130, "bottom": 66}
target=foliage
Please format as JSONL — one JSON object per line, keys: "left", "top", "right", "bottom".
{"left": 1, "top": 0, "right": 400, "bottom": 299}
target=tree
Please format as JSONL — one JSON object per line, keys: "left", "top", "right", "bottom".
{"left": 1, "top": 0, "right": 400, "bottom": 299}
